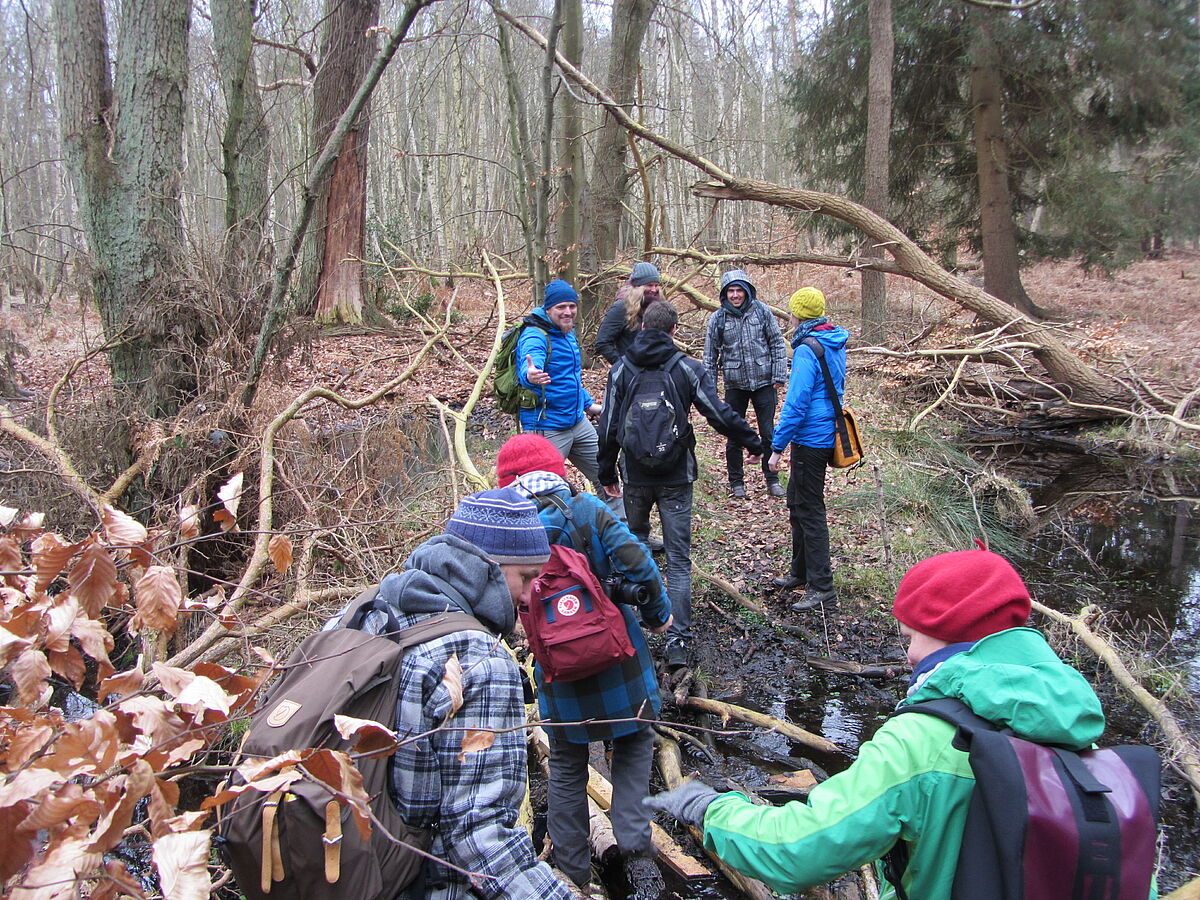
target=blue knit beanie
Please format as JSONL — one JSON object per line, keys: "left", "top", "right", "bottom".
{"left": 444, "top": 488, "right": 551, "bottom": 564}
{"left": 630, "top": 262, "right": 660, "bottom": 286}
{"left": 542, "top": 279, "right": 578, "bottom": 309}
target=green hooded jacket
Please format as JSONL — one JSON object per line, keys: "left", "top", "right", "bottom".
{"left": 701, "top": 628, "right": 1112, "bottom": 899}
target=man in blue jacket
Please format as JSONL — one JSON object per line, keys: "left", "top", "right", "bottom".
{"left": 768, "top": 287, "right": 849, "bottom": 611}
{"left": 517, "top": 279, "right": 622, "bottom": 517}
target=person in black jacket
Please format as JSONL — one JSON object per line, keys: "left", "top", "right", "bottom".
{"left": 595, "top": 261, "right": 662, "bottom": 364}
{"left": 597, "top": 301, "right": 764, "bottom": 669}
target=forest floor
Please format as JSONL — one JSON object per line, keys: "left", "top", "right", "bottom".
{"left": 4, "top": 248, "right": 1199, "bottom": 895}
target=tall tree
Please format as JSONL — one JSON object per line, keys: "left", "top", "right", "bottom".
{"left": 301, "top": 0, "right": 380, "bottom": 324}
{"left": 557, "top": 0, "right": 584, "bottom": 287}
{"left": 860, "top": 0, "right": 893, "bottom": 343}
{"left": 53, "top": 0, "right": 193, "bottom": 416}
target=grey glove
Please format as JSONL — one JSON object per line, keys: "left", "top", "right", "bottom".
{"left": 642, "top": 779, "right": 720, "bottom": 828}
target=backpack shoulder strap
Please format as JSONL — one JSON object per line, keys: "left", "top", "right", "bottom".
{"left": 893, "top": 697, "right": 998, "bottom": 743}
{"left": 663, "top": 351, "right": 687, "bottom": 373}
{"left": 392, "top": 611, "right": 490, "bottom": 652}
{"left": 800, "top": 335, "right": 853, "bottom": 453}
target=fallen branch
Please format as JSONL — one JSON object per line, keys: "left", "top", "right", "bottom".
{"left": 693, "top": 566, "right": 770, "bottom": 617}
{"left": 1163, "top": 875, "right": 1200, "bottom": 900}
{"left": 806, "top": 657, "right": 908, "bottom": 680}
{"left": 679, "top": 696, "right": 841, "bottom": 756}
{"left": 1033, "top": 600, "right": 1200, "bottom": 809}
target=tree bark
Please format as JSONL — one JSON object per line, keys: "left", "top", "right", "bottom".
{"left": 861, "top": 0, "right": 892, "bottom": 346}
{"left": 212, "top": 0, "right": 271, "bottom": 272}
{"left": 557, "top": 0, "right": 584, "bottom": 287}
{"left": 305, "top": 0, "right": 380, "bottom": 325}
{"left": 53, "top": 0, "right": 192, "bottom": 417}
{"left": 969, "top": 9, "right": 1042, "bottom": 318}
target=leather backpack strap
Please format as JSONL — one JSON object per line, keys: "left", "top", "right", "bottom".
{"left": 392, "top": 611, "right": 491, "bottom": 652}
{"left": 801, "top": 336, "right": 853, "bottom": 457}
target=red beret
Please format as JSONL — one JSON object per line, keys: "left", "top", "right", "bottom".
{"left": 892, "top": 548, "right": 1031, "bottom": 643}
{"left": 496, "top": 434, "right": 567, "bottom": 487}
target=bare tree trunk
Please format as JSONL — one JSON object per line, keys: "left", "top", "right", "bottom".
{"left": 969, "top": 9, "right": 1043, "bottom": 319}
{"left": 212, "top": 0, "right": 271, "bottom": 272}
{"left": 860, "top": 0, "right": 892, "bottom": 346}
{"left": 305, "top": 0, "right": 379, "bottom": 325}
{"left": 54, "top": 0, "right": 192, "bottom": 417}
{"left": 581, "top": 0, "right": 657, "bottom": 316}
{"left": 557, "top": 0, "right": 584, "bottom": 287}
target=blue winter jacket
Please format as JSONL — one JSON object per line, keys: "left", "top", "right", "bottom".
{"left": 773, "top": 322, "right": 850, "bottom": 450}
{"left": 515, "top": 308, "right": 595, "bottom": 431}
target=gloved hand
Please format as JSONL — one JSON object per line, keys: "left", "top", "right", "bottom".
{"left": 642, "top": 779, "right": 720, "bottom": 829}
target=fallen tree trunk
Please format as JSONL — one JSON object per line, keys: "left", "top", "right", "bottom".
{"left": 1033, "top": 600, "right": 1200, "bottom": 809}
{"left": 1163, "top": 876, "right": 1200, "bottom": 900}
{"left": 680, "top": 695, "right": 842, "bottom": 756}
{"left": 493, "top": 9, "right": 1138, "bottom": 410}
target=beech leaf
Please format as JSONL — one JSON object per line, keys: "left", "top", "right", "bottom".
{"left": 103, "top": 506, "right": 149, "bottom": 545}
{"left": 131, "top": 566, "right": 183, "bottom": 634}
{"left": 268, "top": 533, "right": 293, "bottom": 572}
{"left": 31, "top": 532, "right": 79, "bottom": 594}
{"left": 0, "top": 504, "right": 17, "bottom": 527}
{"left": 152, "top": 830, "right": 212, "bottom": 900}
{"left": 178, "top": 504, "right": 200, "bottom": 541}
{"left": 213, "top": 472, "right": 244, "bottom": 532}
{"left": 0, "top": 534, "right": 21, "bottom": 578}
{"left": 441, "top": 652, "right": 464, "bottom": 719}
{"left": 10, "top": 646, "right": 51, "bottom": 707}
{"left": 68, "top": 538, "right": 118, "bottom": 617}
{"left": 457, "top": 728, "right": 496, "bottom": 761}
{"left": 98, "top": 667, "right": 145, "bottom": 701}
{"left": 334, "top": 714, "right": 399, "bottom": 756}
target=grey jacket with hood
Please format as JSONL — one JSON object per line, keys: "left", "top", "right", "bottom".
{"left": 703, "top": 269, "right": 789, "bottom": 391}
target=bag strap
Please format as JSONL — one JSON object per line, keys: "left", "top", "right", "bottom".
{"left": 801, "top": 336, "right": 854, "bottom": 459}
{"left": 341, "top": 585, "right": 489, "bottom": 647}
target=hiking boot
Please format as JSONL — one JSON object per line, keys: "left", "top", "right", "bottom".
{"left": 622, "top": 855, "right": 665, "bottom": 900}
{"left": 767, "top": 482, "right": 786, "bottom": 497}
{"left": 790, "top": 588, "right": 838, "bottom": 612}
{"left": 664, "top": 639, "right": 691, "bottom": 670}
{"left": 771, "top": 574, "right": 806, "bottom": 591}
{"left": 646, "top": 533, "right": 665, "bottom": 553}
{"left": 730, "top": 483, "right": 747, "bottom": 499}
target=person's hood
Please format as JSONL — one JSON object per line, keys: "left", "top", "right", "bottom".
{"left": 378, "top": 533, "right": 515, "bottom": 635}
{"left": 527, "top": 306, "right": 567, "bottom": 333}
{"left": 903, "top": 627, "right": 1105, "bottom": 749}
{"left": 625, "top": 328, "right": 682, "bottom": 368}
{"left": 792, "top": 323, "right": 849, "bottom": 353}
{"left": 719, "top": 269, "right": 758, "bottom": 316}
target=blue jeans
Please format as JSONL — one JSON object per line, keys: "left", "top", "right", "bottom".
{"left": 787, "top": 445, "right": 834, "bottom": 592}
{"left": 725, "top": 384, "right": 778, "bottom": 486}
{"left": 532, "top": 417, "right": 625, "bottom": 520}
{"left": 624, "top": 482, "right": 693, "bottom": 644}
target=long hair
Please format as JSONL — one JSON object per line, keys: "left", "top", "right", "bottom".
{"left": 623, "top": 284, "right": 649, "bottom": 332}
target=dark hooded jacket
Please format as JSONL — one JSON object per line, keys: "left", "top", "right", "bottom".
{"left": 597, "top": 328, "right": 764, "bottom": 487}
{"left": 703, "top": 269, "right": 789, "bottom": 391}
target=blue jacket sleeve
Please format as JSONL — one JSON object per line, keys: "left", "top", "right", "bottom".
{"left": 773, "top": 344, "right": 819, "bottom": 451}
{"left": 515, "top": 326, "right": 550, "bottom": 390}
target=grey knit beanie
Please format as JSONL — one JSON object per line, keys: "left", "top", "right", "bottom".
{"left": 630, "top": 262, "right": 661, "bottom": 286}
{"left": 444, "top": 488, "right": 551, "bottom": 564}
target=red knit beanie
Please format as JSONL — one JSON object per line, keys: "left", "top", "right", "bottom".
{"left": 496, "top": 434, "right": 567, "bottom": 487}
{"left": 892, "top": 547, "right": 1031, "bottom": 643}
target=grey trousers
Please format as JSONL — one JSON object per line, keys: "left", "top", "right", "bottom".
{"left": 531, "top": 417, "right": 626, "bottom": 520}
{"left": 547, "top": 727, "right": 656, "bottom": 885}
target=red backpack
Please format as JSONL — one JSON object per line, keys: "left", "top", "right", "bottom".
{"left": 520, "top": 544, "right": 635, "bottom": 682}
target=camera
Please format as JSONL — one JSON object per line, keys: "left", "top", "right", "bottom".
{"left": 602, "top": 576, "right": 649, "bottom": 606}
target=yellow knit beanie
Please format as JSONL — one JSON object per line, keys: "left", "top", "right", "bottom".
{"left": 789, "top": 287, "right": 826, "bottom": 320}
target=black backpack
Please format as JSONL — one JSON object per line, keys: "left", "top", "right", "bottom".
{"left": 215, "top": 589, "right": 489, "bottom": 900}
{"left": 493, "top": 316, "right": 552, "bottom": 415}
{"left": 886, "top": 698, "right": 1161, "bottom": 900}
{"left": 617, "top": 352, "right": 689, "bottom": 471}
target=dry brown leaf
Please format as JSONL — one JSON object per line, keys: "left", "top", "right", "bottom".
{"left": 0, "top": 534, "right": 22, "bottom": 582}
{"left": 97, "top": 668, "right": 145, "bottom": 701}
{"left": 212, "top": 472, "right": 243, "bottom": 532}
{"left": 15, "top": 827, "right": 101, "bottom": 900}
{"left": 87, "top": 762, "right": 156, "bottom": 852}
{"left": 18, "top": 782, "right": 99, "bottom": 833}
{"left": 10, "top": 646, "right": 51, "bottom": 707}
{"left": 67, "top": 535, "right": 117, "bottom": 619}
{"left": 48, "top": 644, "right": 86, "bottom": 689}
{"left": 442, "top": 652, "right": 464, "bottom": 720}
{"left": 0, "top": 505, "right": 17, "bottom": 527}
{"left": 152, "top": 830, "right": 212, "bottom": 900}
{"left": 457, "top": 728, "right": 496, "bottom": 761}
{"left": 0, "top": 802, "right": 34, "bottom": 881}
{"left": 71, "top": 614, "right": 116, "bottom": 680}
{"left": 0, "top": 624, "right": 31, "bottom": 669}
{"left": 334, "top": 714, "right": 399, "bottom": 756}
{"left": 102, "top": 506, "right": 148, "bottom": 546}
{"left": 131, "top": 566, "right": 183, "bottom": 635}
{"left": 12, "top": 511, "right": 45, "bottom": 539}
{"left": 268, "top": 533, "right": 293, "bottom": 573}
{"left": 302, "top": 749, "right": 371, "bottom": 840}
{"left": 30, "top": 532, "right": 79, "bottom": 595}
{"left": 177, "top": 504, "right": 200, "bottom": 541}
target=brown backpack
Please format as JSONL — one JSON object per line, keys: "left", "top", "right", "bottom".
{"left": 215, "top": 589, "right": 488, "bottom": 899}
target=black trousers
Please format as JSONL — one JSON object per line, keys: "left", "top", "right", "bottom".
{"left": 786, "top": 445, "right": 834, "bottom": 592}
{"left": 725, "top": 384, "right": 778, "bottom": 486}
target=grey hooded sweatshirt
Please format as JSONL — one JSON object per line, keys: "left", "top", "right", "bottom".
{"left": 703, "top": 269, "right": 789, "bottom": 391}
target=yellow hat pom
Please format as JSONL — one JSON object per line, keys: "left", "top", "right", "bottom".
{"left": 789, "top": 287, "right": 826, "bottom": 320}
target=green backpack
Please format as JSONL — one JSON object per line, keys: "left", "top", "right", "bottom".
{"left": 493, "top": 316, "right": 552, "bottom": 415}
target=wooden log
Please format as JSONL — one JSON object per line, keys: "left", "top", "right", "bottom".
{"left": 587, "top": 799, "right": 619, "bottom": 864}
{"left": 693, "top": 565, "right": 771, "bottom": 617}
{"left": 655, "top": 735, "right": 775, "bottom": 900}
{"left": 680, "top": 695, "right": 842, "bottom": 755}
{"left": 1033, "top": 600, "right": 1200, "bottom": 809}
{"left": 807, "top": 656, "right": 909, "bottom": 679}
{"left": 529, "top": 726, "right": 712, "bottom": 878}
{"left": 1163, "top": 876, "right": 1200, "bottom": 900}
